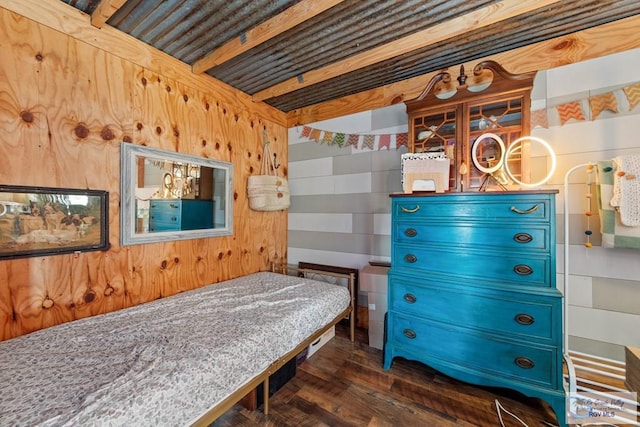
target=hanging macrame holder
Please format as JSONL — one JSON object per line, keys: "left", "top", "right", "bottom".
{"left": 247, "top": 132, "right": 290, "bottom": 211}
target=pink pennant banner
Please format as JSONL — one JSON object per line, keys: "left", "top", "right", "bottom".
{"left": 530, "top": 109, "right": 548, "bottom": 129}
{"left": 378, "top": 134, "right": 391, "bottom": 150}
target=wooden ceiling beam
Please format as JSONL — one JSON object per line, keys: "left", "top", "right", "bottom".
{"left": 286, "top": 13, "right": 640, "bottom": 127}
{"left": 192, "top": 0, "right": 345, "bottom": 74}
{"left": 90, "top": 0, "right": 127, "bottom": 28}
{"left": 254, "top": 0, "right": 560, "bottom": 102}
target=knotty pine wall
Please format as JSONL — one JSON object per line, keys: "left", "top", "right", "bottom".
{"left": 0, "top": 7, "right": 288, "bottom": 341}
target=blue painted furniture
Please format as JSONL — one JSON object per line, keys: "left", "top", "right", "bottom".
{"left": 384, "top": 191, "right": 566, "bottom": 426}
{"left": 149, "top": 199, "right": 213, "bottom": 232}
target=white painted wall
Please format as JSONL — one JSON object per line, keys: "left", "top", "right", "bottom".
{"left": 288, "top": 49, "right": 640, "bottom": 360}
{"left": 535, "top": 48, "right": 640, "bottom": 360}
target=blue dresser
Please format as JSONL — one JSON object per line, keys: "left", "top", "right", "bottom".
{"left": 149, "top": 199, "right": 213, "bottom": 232}
{"left": 384, "top": 191, "right": 566, "bottom": 425}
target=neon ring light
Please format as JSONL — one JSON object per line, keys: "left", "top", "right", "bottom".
{"left": 471, "top": 133, "right": 506, "bottom": 174}
{"left": 504, "top": 136, "right": 557, "bottom": 188}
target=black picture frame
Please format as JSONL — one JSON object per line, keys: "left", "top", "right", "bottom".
{"left": 0, "top": 185, "right": 109, "bottom": 260}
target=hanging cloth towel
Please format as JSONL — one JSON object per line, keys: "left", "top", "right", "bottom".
{"left": 610, "top": 154, "right": 640, "bottom": 226}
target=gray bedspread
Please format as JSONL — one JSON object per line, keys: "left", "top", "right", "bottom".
{"left": 0, "top": 272, "right": 350, "bottom": 426}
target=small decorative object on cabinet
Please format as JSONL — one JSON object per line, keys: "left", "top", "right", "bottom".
{"left": 405, "top": 61, "right": 535, "bottom": 192}
{"left": 383, "top": 191, "right": 566, "bottom": 426}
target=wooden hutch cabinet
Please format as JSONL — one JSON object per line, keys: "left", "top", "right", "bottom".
{"left": 405, "top": 61, "right": 535, "bottom": 192}
{"left": 388, "top": 61, "right": 567, "bottom": 425}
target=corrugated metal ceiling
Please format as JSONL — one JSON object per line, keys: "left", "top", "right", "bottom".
{"left": 60, "top": 0, "right": 640, "bottom": 113}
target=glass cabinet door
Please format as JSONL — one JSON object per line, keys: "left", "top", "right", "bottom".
{"left": 410, "top": 107, "right": 458, "bottom": 190}
{"left": 405, "top": 61, "right": 533, "bottom": 193}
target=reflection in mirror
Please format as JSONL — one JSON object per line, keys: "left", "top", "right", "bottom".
{"left": 120, "top": 143, "right": 233, "bottom": 246}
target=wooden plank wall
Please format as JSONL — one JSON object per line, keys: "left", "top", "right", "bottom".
{"left": 0, "top": 7, "right": 288, "bottom": 341}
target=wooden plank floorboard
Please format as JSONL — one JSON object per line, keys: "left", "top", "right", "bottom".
{"left": 212, "top": 324, "right": 561, "bottom": 426}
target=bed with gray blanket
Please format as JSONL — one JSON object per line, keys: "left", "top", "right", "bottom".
{"left": 0, "top": 271, "right": 351, "bottom": 426}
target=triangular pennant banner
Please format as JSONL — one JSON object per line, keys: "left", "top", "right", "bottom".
{"left": 333, "top": 132, "right": 345, "bottom": 147}
{"left": 322, "top": 131, "right": 334, "bottom": 144}
{"left": 362, "top": 135, "right": 375, "bottom": 150}
{"left": 623, "top": 82, "right": 640, "bottom": 110}
{"left": 310, "top": 128, "right": 321, "bottom": 141}
{"left": 301, "top": 126, "right": 311, "bottom": 137}
{"left": 556, "top": 101, "right": 586, "bottom": 125}
{"left": 378, "top": 134, "right": 391, "bottom": 150}
{"left": 589, "top": 92, "right": 618, "bottom": 119}
{"left": 396, "top": 133, "right": 408, "bottom": 149}
{"left": 530, "top": 109, "right": 548, "bottom": 129}
{"left": 347, "top": 134, "right": 359, "bottom": 147}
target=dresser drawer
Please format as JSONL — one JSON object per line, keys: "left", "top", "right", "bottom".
{"left": 150, "top": 200, "right": 182, "bottom": 212}
{"left": 149, "top": 210, "right": 181, "bottom": 223}
{"left": 388, "top": 314, "right": 559, "bottom": 388}
{"left": 394, "top": 222, "right": 551, "bottom": 252}
{"left": 149, "top": 223, "right": 179, "bottom": 231}
{"left": 150, "top": 201, "right": 181, "bottom": 222}
{"left": 389, "top": 275, "right": 558, "bottom": 341}
{"left": 393, "top": 244, "right": 551, "bottom": 287}
{"left": 393, "top": 194, "right": 553, "bottom": 223}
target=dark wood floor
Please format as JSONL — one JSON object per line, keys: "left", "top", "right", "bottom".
{"left": 213, "top": 324, "right": 562, "bottom": 426}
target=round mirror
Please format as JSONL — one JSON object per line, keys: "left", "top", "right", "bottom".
{"left": 471, "top": 133, "right": 505, "bottom": 174}
{"left": 504, "top": 136, "right": 557, "bottom": 188}
{"left": 471, "top": 133, "right": 509, "bottom": 191}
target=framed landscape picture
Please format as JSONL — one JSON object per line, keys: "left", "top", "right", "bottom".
{"left": 0, "top": 185, "right": 109, "bottom": 260}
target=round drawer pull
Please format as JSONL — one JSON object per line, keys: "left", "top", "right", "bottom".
{"left": 404, "top": 254, "right": 417, "bottom": 263}
{"left": 404, "top": 228, "right": 418, "bottom": 237}
{"left": 403, "top": 293, "right": 417, "bottom": 304}
{"left": 401, "top": 205, "right": 420, "bottom": 213}
{"left": 403, "top": 329, "right": 416, "bottom": 339}
{"left": 514, "top": 264, "right": 533, "bottom": 275}
{"left": 513, "top": 233, "right": 533, "bottom": 243}
{"left": 515, "top": 313, "right": 535, "bottom": 325}
{"left": 515, "top": 357, "right": 535, "bottom": 369}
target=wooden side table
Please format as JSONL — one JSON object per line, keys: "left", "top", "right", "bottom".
{"left": 626, "top": 346, "right": 640, "bottom": 400}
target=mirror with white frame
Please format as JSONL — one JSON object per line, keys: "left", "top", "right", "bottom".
{"left": 120, "top": 142, "right": 233, "bottom": 246}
